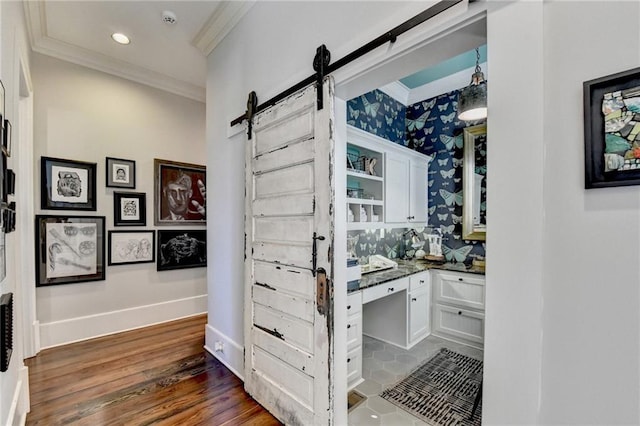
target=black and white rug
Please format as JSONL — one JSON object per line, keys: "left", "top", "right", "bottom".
{"left": 380, "top": 348, "right": 483, "bottom": 426}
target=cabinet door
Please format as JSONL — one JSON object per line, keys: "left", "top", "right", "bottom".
{"left": 408, "top": 288, "right": 430, "bottom": 344}
{"left": 385, "top": 153, "right": 410, "bottom": 223}
{"left": 409, "top": 159, "right": 429, "bottom": 223}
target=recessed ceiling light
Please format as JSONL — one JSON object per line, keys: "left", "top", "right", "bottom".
{"left": 111, "top": 33, "right": 130, "bottom": 45}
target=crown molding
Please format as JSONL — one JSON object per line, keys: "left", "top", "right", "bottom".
{"left": 192, "top": 0, "right": 256, "bottom": 56}
{"left": 23, "top": 1, "right": 205, "bottom": 103}
{"left": 378, "top": 81, "right": 410, "bottom": 106}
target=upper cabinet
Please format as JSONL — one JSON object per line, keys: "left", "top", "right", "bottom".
{"left": 346, "top": 126, "right": 431, "bottom": 230}
{"left": 386, "top": 152, "right": 429, "bottom": 224}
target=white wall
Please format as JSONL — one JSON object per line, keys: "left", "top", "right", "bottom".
{"left": 0, "top": 1, "right": 32, "bottom": 424}
{"left": 31, "top": 53, "right": 207, "bottom": 348}
{"left": 540, "top": 1, "right": 640, "bottom": 423}
{"left": 205, "top": 0, "right": 433, "bottom": 377}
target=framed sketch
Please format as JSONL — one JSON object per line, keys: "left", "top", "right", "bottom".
{"left": 0, "top": 80, "right": 4, "bottom": 130}
{"left": 35, "top": 215, "right": 105, "bottom": 286}
{"left": 154, "top": 159, "right": 206, "bottom": 226}
{"left": 584, "top": 66, "right": 640, "bottom": 188}
{"left": 41, "top": 157, "right": 97, "bottom": 211}
{"left": 108, "top": 230, "right": 155, "bottom": 266}
{"left": 157, "top": 229, "right": 206, "bottom": 271}
{"left": 2, "top": 120, "right": 10, "bottom": 157}
{"left": 113, "top": 192, "right": 146, "bottom": 226}
{"left": 106, "top": 157, "right": 135, "bottom": 189}
{"left": 0, "top": 227, "right": 5, "bottom": 283}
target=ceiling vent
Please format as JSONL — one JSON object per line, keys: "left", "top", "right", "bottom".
{"left": 162, "top": 11, "right": 177, "bottom": 25}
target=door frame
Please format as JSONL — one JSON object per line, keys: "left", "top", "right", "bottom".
{"left": 329, "top": 2, "right": 489, "bottom": 423}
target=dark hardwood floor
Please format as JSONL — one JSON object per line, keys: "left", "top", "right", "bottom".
{"left": 25, "top": 314, "right": 281, "bottom": 425}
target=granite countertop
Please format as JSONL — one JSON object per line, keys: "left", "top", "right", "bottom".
{"left": 348, "top": 259, "right": 485, "bottom": 293}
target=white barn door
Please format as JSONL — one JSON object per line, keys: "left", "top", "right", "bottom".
{"left": 244, "top": 79, "right": 336, "bottom": 425}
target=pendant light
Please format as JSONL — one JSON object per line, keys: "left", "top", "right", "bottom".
{"left": 458, "top": 47, "right": 487, "bottom": 121}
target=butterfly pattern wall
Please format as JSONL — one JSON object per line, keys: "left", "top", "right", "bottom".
{"left": 348, "top": 87, "right": 487, "bottom": 265}
{"left": 347, "top": 228, "right": 427, "bottom": 266}
{"left": 347, "top": 89, "right": 407, "bottom": 145}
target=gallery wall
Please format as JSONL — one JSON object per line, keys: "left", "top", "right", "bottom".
{"left": 31, "top": 53, "right": 207, "bottom": 348}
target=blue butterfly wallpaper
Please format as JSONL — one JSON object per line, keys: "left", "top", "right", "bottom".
{"left": 347, "top": 89, "right": 406, "bottom": 145}
{"left": 347, "top": 87, "right": 487, "bottom": 265}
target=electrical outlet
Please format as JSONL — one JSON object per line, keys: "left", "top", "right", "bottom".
{"left": 214, "top": 341, "right": 224, "bottom": 353}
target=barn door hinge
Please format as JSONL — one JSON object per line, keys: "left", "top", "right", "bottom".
{"left": 312, "top": 44, "right": 331, "bottom": 111}
{"left": 246, "top": 91, "right": 258, "bottom": 139}
{"left": 311, "top": 232, "right": 325, "bottom": 277}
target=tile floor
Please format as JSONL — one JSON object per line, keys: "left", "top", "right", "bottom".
{"left": 348, "top": 334, "right": 484, "bottom": 426}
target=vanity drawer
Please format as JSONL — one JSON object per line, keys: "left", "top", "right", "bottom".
{"left": 347, "top": 346, "right": 363, "bottom": 389}
{"left": 434, "top": 272, "right": 485, "bottom": 310}
{"left": 347, "top": 291, "right": 362, "bottom": 315}
{"left": 433, "top": 303, "right": 484, "bottom": 345}
{"left": 362, "top": 277, "right": 408, "bottom": 304}
{"left": 409, "top": 271, "right": 429, "bottom": 292}
{"left": 347, "top": 311, "right": 362, "bottom": 351}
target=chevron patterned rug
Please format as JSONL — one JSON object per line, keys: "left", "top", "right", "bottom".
{"left": 380, "top": 348, "right": 483, "bottom": 426}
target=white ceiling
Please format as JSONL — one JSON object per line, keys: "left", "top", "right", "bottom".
{"left": 24, "top": 1, "right": 255, "bottom": 102}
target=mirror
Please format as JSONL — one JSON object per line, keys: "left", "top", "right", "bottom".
{"left": 462, "top": 124, "right": 487, "bottom": 241}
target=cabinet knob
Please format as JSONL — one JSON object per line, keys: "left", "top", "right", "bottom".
{"left": 458, "top": 311, "right": 462, "bottom": 315}
{"left": 388, "top": 287, "right": 394, "bottom": 292}
{"left": 347, "top": 358, "right": 351, "bottom": 363}
{"left": 347, "top": 305, "right": 351, "bottom": 310}
{"left": 411, "top": 298, "right": 417, "bottom": 302}
{"left": 420, "top": 280, "right": 424, "bottom": 284}
{"left": 458, "top": 278, "right": 463, "bottom": 282}
{"left": 347, "top": 324, "right": 351, "bottom": 329}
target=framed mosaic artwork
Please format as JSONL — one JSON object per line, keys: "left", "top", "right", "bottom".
{"left": 584, "top": 66, "right": 640, "bottom": 188}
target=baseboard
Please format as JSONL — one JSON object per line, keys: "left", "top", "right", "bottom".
{"left": 205, "top": 324, "right": 244, "bottom": 380}
{"left": 39, "top": 295, "right": 207, "bottom": 349}
{"left": 6, "top": 366, "right": 29, "bottom": 426}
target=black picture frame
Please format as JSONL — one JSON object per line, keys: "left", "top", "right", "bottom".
{"left": 154, "top": 159, "right": 206, "bottom": 226}
{"left": 2, "top": 119, "right": 10, "bottom": 157}
{"left": 106, "top": 157, "right": 136, "bottom": 189}
{"left": 35, "top": 215, "right": 105, "bottom": 287}
{"left": 113, "top": 192, "right": 146, "bottom": 226}
{"left": 108, "top": 230, "right": 155, "bottom": 266}
{"left": 584, "top": 66, "right": 640, "bottom": 188}
{"left": 157, "top": 229, "right": 206, "bottom": 271}
{"left": 41, "top": 156, "right": 97, "bottom": 211}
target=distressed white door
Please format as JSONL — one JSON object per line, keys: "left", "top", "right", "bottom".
{"left": 244, "top": 79, "right": 335, "bottom": 425}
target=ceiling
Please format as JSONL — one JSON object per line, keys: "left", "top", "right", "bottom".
{"left": 24, "top": 1, "right": 255, "bottom": 102}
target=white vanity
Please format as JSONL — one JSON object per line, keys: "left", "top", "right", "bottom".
{"left": 346, "top": 267, "right": 485, "bottom": 390}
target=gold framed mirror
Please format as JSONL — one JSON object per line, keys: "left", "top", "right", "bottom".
{"left": 462, "top": 124, "right": 487, "bottom": 241}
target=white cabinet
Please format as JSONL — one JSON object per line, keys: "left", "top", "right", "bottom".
{"left": 346, "top": 126, "right": 431, "bottom": 229}
{"left": 385, "top": 151, "right": 429, "bottom": 224}
{"left": 408, "top": 272, "right": 430, "bottom": 345}
{"left": 346, "top": 291, "right": 363, "bottom": 390}
{"left": 432, "top": 271, "right": 485, "bottom": 349}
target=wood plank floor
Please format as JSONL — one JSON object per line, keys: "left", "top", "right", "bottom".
{"left": 25, "top": 314, "right": 281, "bottom": 425}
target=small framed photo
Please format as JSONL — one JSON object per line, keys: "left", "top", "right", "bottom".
{"left": 35, "top": 215, "right": 105, "bottom": 287}
{"left": 113, "top": 192, "right": 146, "bottom": 226}
{"left": 584, "top": 66, "right": 640, "bottom": 188}
{"left": 108, "top": 230, "right": 155, "bottom": 266}
{"left": 106, "top": 157, "right": 135, "bottom": 189}
{"left": 157, "top": 229, "right": 206, "bottom": 271}
{"left": 2, "top": 119, "right": 10, "bottom": 157}
{"left": 41, "top": 157, "right": 97, "bottom": 211}
{"left": 154, "top": 159, "right": 206, "bottom": 226}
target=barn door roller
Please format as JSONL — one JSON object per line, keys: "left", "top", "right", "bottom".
{"left": 230, "top": 0, "right": 464, "bottom": 129}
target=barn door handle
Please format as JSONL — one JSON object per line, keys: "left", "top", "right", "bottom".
{"left": 312, "top": 232, "right": 325, "bottom": 277}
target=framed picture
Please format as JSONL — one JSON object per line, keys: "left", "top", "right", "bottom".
{"left": 35, "top": 215, "right": 105, "bottom": 286}
{"left": 113, "top": 192, "right": 146, "bottom": 226}
{"left": 108, "top": 230, "right": 155, "bottom": 266}
{"left": 0, "top": 80, "right": 4, "bottom": 130}
{"left": 157, "top": 229, "right": 206, "bottom": 271}
{"left": 106, "top": 157, "right": 135, "bottom": 189}
{"left": 2, "top": 120, "right": 9, "bottom": 157}
{"left": 154, "top": 159, "right": 206, "bottom": 226}
{"left": 41, "top": 157, "right": 97, "bottom": 211}
{"left": 584, "top": 66, "right": 640, "bottom": 188}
